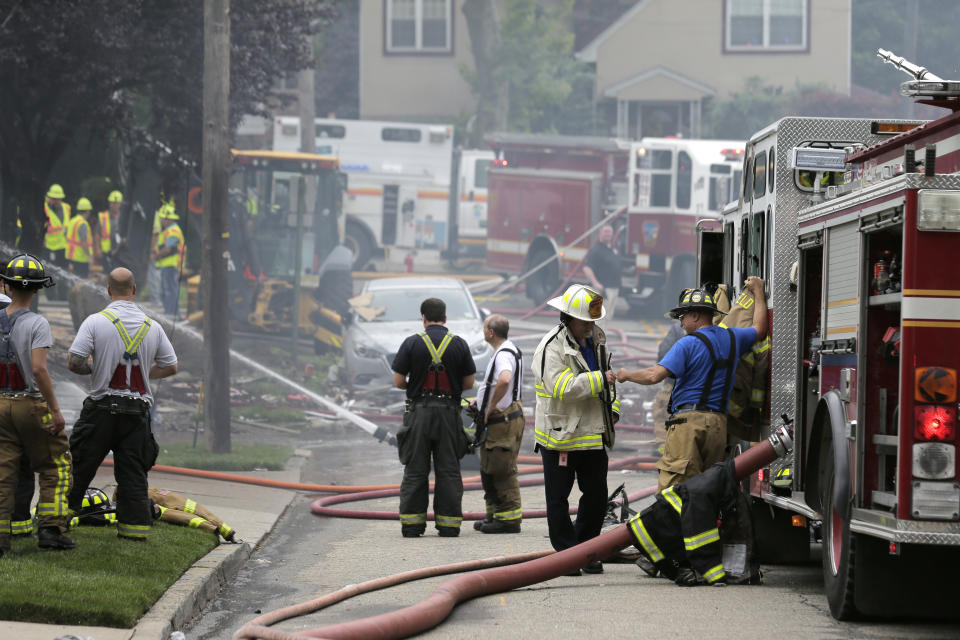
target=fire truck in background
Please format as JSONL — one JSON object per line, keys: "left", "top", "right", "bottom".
{"left": 484, "top": 133, "right": 743, "bottom": 309}
{"left": 696, "top": 51, "right": 960, "bottom": 619}
{"left": 272, "top": 117, "right": 493, "bottom": 268}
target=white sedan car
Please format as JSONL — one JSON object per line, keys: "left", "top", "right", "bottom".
{"left": 343, "top": 277, "right": 492, "bottom": 390}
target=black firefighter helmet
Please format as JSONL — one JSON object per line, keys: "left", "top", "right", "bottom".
{"left": 1, "top": 253, "right": 54, "bottom": 290}
{"left": 76, "top": 487, "right": 116, "bottom": 526}
{"left": 665, "top": 285, "right": 727, "bottom": 321}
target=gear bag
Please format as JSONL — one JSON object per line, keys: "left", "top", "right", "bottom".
{"left": 100, "top": 309, "right": 151, "bottom": 395}
{"left": 0, "top": 309, "right": 29, "bottom": 391}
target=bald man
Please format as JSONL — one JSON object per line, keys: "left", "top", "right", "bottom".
{"left": 67, "top": 268, "right": 178, "bottom": 541}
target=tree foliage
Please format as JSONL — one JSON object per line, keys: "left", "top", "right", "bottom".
{"left": 461, "top": 0, "right": 599, "bottom": 142}
{"left": 0, "top": 0, "right": 331, "bottom": 252}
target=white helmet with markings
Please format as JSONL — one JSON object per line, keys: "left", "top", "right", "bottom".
{"left": 547, "top": 284, "right": 606, "bottom": 321}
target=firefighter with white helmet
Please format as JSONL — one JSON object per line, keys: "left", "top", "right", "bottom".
{"left": 617, "top": 278, "right": 767, "bottom": 490}
{"left": 532, "top": 283, "right": 620, "bottom": 574}
{"left": 0, "top": 254, "right": 75, "bottom": 555}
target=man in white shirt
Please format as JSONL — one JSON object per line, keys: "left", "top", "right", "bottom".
{"left": 66, "top": 267, "right": 178, "bottom": 541}
{"left": 471, "top": 314, "right": 524, "bottom": 534}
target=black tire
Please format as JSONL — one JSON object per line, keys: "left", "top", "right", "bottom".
{"left": 524, "top": 248, "right": 559, "bottom": 303}
{"left": 820, "top": 433, "right": 857, "bottom": 620}
{"left": 665, "top": 258, "right": 695, "bottom": 300}
{"left": 344, "top": 220, "right": 373, "bottom": 270}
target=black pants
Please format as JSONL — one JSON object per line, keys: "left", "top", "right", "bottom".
{"left": 538, "top": 446, "right": 608, "bottom": 551}
{"left": 12, "top": 456, "right": 34, "bottom": 530}
{"left": 398, "top": 402, "right": 464, "bottom": 534}
{"left": 67, "top": 397, "right": 158, "bottom": 537}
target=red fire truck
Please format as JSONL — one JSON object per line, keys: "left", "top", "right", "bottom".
{"left": 485, "top": 133, "right": 744, "bottom": 308}
{"left": 698, "top": 54, "right": 960, "bottom": 619}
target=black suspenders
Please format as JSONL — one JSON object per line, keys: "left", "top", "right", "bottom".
{"left": 670, "top": 328, "right": 737, "bottom": 413}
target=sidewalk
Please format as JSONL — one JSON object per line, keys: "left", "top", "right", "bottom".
{"left": 8, "top": 458, "right": 303, "bottom": 640}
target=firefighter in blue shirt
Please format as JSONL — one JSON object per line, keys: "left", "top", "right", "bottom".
{"left": 617, "top": 277, "right": 767, "bottom": 490}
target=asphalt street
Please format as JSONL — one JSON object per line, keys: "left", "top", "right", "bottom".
{"left": 184, "top": 423, "right": 959, "bottom": 640}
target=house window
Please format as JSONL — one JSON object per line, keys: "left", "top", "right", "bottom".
{"left": 726, "top": 0, "right": 807, "bottom": 52}
{"left": 386, "top": 0, "right": 452, "bottom": 53}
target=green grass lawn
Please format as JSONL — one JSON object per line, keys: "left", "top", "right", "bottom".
{"left": 0, "top": 521, "right": 218, "bottom": 627}
{"left": 157, "top": 442, "right": 293, "bottom": 471}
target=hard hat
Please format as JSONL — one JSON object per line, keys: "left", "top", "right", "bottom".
{"left": 161, "top": 206, "right": 180, "bottom": 221}
{"left": 46, "top": 184, "right": 66, "bottom": 199}
{"left": 108, "top": 190, "right": 123, "bottom": 203}
{"left": 665, "top": 287, "right": 726, "bottom": 320}
{"left": 0, "top": 253, "right": 54, "bottom": 289}
{"left": 547, "top": 284, "right": 606, "bottom": 321}
{"left": 76, "top": 197, "right": 93, "bottom": 211}
{"left": 80, "top": 487, "right": 111, "bottom": 514}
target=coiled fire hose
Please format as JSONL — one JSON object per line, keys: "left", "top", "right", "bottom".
{"left": 232, "top": 427, "right": 794, "bottom": 640}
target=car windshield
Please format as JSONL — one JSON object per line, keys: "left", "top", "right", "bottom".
{"left": 363, "top": 287, "right": 476, "bottom": 322}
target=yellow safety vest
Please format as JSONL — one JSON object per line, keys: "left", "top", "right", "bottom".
{"left": 43, "top": 201, "right": 71, "bottom": 251}
{"left": 65, "top": 215, "right": 93, "bottom": 263}
{"left": 98, "top": 211, "right": 112, "bottom": 253}
{"left": 156, "top": 223, "right": 186, "bottom": 270}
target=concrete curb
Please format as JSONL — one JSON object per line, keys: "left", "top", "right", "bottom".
{"left": 129, "top": 540, "right": 253, "bottom": 640}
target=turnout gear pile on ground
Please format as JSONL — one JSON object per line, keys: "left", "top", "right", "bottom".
{"left": 148, "top": 487, "right": 236, "bottom": 542}
{"left": 628, "top": 459, "right": 740, "bottom": 586}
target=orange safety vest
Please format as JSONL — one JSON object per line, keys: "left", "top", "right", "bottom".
{"left": 44, "top": 201, "right": 71, "bottom": 251}
{"left": 65, "top": 215, "right": 93, "bottom": 263}
{"left": 156, "top": 223, "right": 186, "bottom": 270}
{"left": 98, "top": 210, "right": 112, "bottom": 253}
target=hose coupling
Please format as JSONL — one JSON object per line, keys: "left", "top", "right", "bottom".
{"left": 767, "top": 423, "right": 794, "bottom": 458}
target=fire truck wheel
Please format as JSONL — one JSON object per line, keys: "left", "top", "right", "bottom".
{"left": 819, "top": 434, "right": 857, "bottom": 620}
{"left": 524, "top": 248, "right": 559, "bottom": 303}
{"left": 666, "top": 259, "right": 695, "bottom": 301}
{"left": 345, "top": 221, "right": 373, "bottom": 270}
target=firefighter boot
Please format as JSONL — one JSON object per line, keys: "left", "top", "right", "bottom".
{"left": 38, "top": 526, "right": 75, "bottom": 550}
{"left": 476, "top": 520, "right": 521, "bottom": 534}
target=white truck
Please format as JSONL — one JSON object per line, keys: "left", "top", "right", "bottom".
{"left": 272, "top": 117, "right": 493, "bottom": 268}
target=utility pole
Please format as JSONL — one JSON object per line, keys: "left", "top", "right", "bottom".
{"left": 291, "top": 60, "right": 316, "bottom": 359}
{"left": 202, "top": 0, "right": 231, "bottom": 453}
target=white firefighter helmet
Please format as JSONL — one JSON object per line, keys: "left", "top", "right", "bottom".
{"left": 547, "top": 284, "right": 606, "bottom": 321}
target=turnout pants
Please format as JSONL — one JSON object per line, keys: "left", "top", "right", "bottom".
{"left": 538, "top": 446, "right": 608, "bottom": 552}
{"left": 479, "top": 401, "right": 524, "bottom": 524}
{"left": 398, "top": 400, "right": 464, "bottom": 535}
{"left": 68, "top": 396, "right": 159, "bottom": 540}
{"left": 0, "top": 395, "right": 72, "bottom": 550}
{"left": 656, "top": 410, "right": 726, "bottom": 490}
{"left": 148, "top": 488, "right": 236, "bottom": 541}
{"left": 651, "top": 379, "right": 675, "bottom": 447}
{"left": 11, "top": 456, "right": 35, "bottom": 535}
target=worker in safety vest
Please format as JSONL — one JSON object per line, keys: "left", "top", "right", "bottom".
{"left": 65, "top": 197, "right": 96, "bottom": 278}
{"left": 153, "top": 205, "right": 186, "bottom": 316}
{"left": 0, "top": 254, "right": 74, "bottom": 555}
{"left": 532, "top": 284, "right": 620, "bottom": 575}
{"left": 392, "top": 297, "right": 476, "bottom": 538}
{"left": 98, "top": 190, "right": 124, "bottom": 272}
{"left": 43, "top": 184, "right": 72, "bottom": 265}
{"left": 617, "top": 278, "right": 766, "bottom": 490}
{"left": 66, "top": 268, "right": 178, "bottom": 541}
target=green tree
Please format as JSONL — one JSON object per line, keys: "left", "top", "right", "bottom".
{"left": 462, "top": 0, "right": 598, "bottom": 143}
{"left": 0, "top": 0, "right": 330, "bottom": 252}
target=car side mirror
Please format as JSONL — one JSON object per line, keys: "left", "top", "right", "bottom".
{"left": 479, "top": 307, "right": 491, "bottom": 320}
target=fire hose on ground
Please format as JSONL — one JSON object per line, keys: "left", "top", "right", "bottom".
{"left": 232, "top": 426, "right": 794, "bottom": 640}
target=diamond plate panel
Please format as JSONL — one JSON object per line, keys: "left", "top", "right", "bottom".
{"left": 754, "top": 118, "right": 922, "bottom": 470}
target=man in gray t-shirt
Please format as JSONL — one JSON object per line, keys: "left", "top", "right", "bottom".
{"left": 67, "top": 267, "right": 178, "bottom": 541}
{"left": 0, "top": 253, "right": 74, "bottom": 554}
